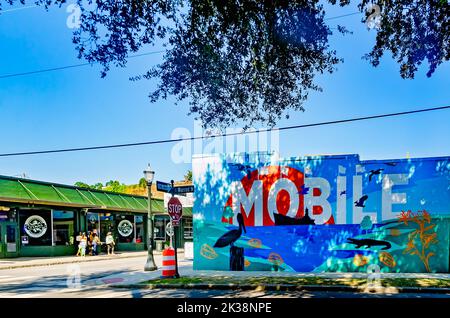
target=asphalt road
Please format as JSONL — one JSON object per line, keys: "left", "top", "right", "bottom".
{"left": 0, "top": 255, "right": 448, "bottom": 298}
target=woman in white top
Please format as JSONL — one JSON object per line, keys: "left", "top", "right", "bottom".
{"left": 79, "top": 233, "right": 87, "bottom": 257}
{"left": 106, "top": 232, "right": 115, "bottom": 255}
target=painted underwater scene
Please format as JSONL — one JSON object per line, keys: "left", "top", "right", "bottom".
{"left": 192, "top": 153, "right": 450, "bottom": 273}
{"left": 194, "top": 215, "right": 450, "bottom": 273}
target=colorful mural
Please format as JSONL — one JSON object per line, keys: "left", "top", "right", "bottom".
{"left": 192, "top": 153, "right": 450, "bottom": 273}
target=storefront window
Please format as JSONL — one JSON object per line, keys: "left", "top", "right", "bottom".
{"left": 99, "top": 212, "right": 114, "bottom": 242}
{"left": 184, "top": 218, "right": 193, "bottom": 240}
{"left": 53, "top": 211, "right": 74, "bottom": 246}
{"left": 87, "top": 212, "right": 99, "bottom": 236}
{"left": 154, "top": 216, "right": 168, "bottom": 240}
{"left": 19, "top": 210, "right": 52, "bottom": 246}
{"left": 135, "top": 215, "right": 144, "bottom": 243}
{"left": 116, "top": 214, "right": 134, "bottom": 243}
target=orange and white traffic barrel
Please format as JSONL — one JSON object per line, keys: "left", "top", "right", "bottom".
{"left": 162, "top": 247, "right": 176, "bottom": 277}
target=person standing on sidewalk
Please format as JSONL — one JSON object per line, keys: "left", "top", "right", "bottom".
{"left": 106, "top": 232, "right": 115, "bottom": 255}
{"left": 87, "top": 231, "right": 93, "bottom": 256}
{"left": 92, "top": 233, "right": 100, "bottom": 256}
{"left": 80, "top": 233, "right": 87, "bottom": 257}
{"left": 75, "top": 232, "right": 82, "bottom": 256}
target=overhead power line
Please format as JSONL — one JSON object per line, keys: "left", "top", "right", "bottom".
{"left": 0, "top": 51, "right": 165, "bottom": 79}
{"left": 0, "top": 5, "right": 38, "bottom": 14}
{"left": 0, "top": 105, "right": 448, "bottom": 158}
{"left": 325, "top": 11, "right": 360, "bottom": 21}
{"left": 0, "top": 10, "right": 362, "bottom": 79}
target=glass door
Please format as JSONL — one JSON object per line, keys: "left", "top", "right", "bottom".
{"left": 0, "top": 222, "right": 18, "bottom": 258}
{"left": 99, "top": 213, "right": 115, "bottom": 242}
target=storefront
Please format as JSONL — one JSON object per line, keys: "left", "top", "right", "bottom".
{"left": 0, "top": 175, "right": 193, "bottom": 258}
{"left": 153, "top": 214, "right": 193, "bottom": 249}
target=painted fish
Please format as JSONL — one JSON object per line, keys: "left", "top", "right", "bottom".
{"left": 200, "top": 244, "right": 218, "bottom": 260}
{"left": 379, "top": 251, "right": 396, "bottom": 268}
{"left": 268, "top": 252, "right": 284, "bottom": 265}
{"left": 248, "top": 238, "right": 262, "bottom": 248}
{"left": 353, "top": 254, "right": 369, "bottom": 267}
{"left": 389, "top": 229, "right": 401, "bottom": 237}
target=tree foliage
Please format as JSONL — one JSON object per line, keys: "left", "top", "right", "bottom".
{"left": 74, "top": 181, "right": 103, "bottom": 190}
{"left": 146, "top": 0, "right": 346, "bottom": 128}
{"left": 138, "top": 177, "right": 147, "bottom": 188}
{"left": 104, "top": 180, "right": 127, "bottom": 192}
{"left": 360, "top": 0, "right": 450, "bottom": 79}
{"left": 2, "top": 0, "right": 449, "bottom": 128}
{"left": 184, "top": 170, "right": 193, "bottom": 182}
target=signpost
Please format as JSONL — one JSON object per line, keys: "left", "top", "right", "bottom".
{"left": 168, "top": 180, "right": 183, "bottom": 278}
{"left": 168, "top": 196, "right": 182, "bottom": 226}
{"left": 168, "top": 194, "right": 181, "bottom": 278}
{"left": 157, "top": 179, "right": 194, "bottom": 279}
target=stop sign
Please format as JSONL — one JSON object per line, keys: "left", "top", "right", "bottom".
{"left": 167, "top": 196, "right": 182, "bottom": 226}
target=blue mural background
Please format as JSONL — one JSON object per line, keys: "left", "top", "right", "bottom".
{"left": 193, "top": 153, "right": 450, "bottom": 273}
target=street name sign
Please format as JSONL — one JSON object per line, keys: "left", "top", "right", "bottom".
{"left": 156, "top": 181, "right": 172, "bottom": 193}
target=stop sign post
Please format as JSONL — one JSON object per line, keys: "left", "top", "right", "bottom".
{"left": 168, "top": 196, "right": 183, "bottom": 226}
{"left": 167, "top": 181, "right": 182, "bottom": 278}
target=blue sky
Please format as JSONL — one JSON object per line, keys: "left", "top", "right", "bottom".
{"left": 0, "top": 2, "right": 449, "bottom": 186}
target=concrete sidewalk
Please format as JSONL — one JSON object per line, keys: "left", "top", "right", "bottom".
{"left": 0, "top": 250, "right": 155, "bottom": 270}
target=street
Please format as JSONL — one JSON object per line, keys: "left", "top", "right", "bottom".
{"left": 0, "top": 254, "right": 448, "bottom": 298}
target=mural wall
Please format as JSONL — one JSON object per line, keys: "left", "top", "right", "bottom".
{"left": 192, "top": 153, "right": 450, "bottom": 273}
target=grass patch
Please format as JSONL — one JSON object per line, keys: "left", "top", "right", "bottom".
{"left": 138, "top": 276, "right": 450, "bottom": 289}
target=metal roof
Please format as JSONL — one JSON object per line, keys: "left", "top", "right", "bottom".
{"left": 0, "top": 175, "right": 192, "bottom": 217}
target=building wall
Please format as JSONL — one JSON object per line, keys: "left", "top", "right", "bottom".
{"left": 193, "top": 153, "right": 450, "bottom": 273}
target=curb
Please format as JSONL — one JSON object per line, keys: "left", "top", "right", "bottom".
{"left": 0, "top": 250, "right": 187, "bottom": 271}
{"left": 111, "top": 282, "right": 450, "bottom": 294}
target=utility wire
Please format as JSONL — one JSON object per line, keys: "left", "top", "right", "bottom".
{"left": 0, "top": 10, "right": 363, "bottom": 79}
{"left": 0, "top": 51, "right": 165, "bottom": 79}
{"left": 0, "top": 5, "right": 38, "bottom": 14}
{"left": 325, "top": 11, "right": 361, "bottom": 21}
{"left": 0, "top": 105, "right": 448, "bottom": 158}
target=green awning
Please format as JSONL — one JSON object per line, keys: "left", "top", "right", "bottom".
{"left": 0, "top": 175, "right": 190, "bottom": 215}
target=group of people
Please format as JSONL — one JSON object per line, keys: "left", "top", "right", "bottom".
{"left": 75, "top": 230, "right": 115, "bottom": 256}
